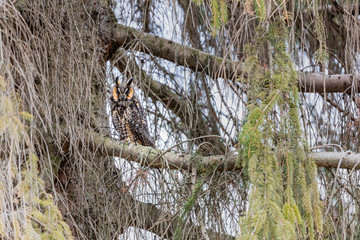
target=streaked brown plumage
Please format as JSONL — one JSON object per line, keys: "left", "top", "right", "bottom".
{"left": 110, "top": 77, "right": 155, "bottom": 147}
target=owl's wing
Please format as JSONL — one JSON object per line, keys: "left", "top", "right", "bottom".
{"left": 129, "top": 97, "right": 155, "bottom": 147}
{"left": 110, "top": 98, "right": 127, "bottom": 140}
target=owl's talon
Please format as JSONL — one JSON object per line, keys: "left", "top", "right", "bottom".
{"left": 119, "top": 140, "right": 132, "bottom": 145}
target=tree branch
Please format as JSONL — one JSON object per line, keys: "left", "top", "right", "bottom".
{"left": 111, "top": 24, "right": 237, "bottom": 79}
{"left": 108, "top": 23, "right": 360, "bottom": 93}
{"left": 91, "top": 132, "right": 360, "bottom": 171}
{"left": 298, "top": 72, "right": 360, "bottom": 93}
{"left": 310, "top": 152, "right": 360, "bottom": 170}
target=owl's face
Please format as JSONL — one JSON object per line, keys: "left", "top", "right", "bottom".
{"left": 112, "top": 77, "right": 134, "bottom": 102}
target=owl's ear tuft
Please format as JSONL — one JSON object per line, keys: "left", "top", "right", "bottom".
{"left": 126, "top": 78, "right": 133, "bottom": 87}
{"left": 115, "top": 76, "right": 121, "bottom": 86}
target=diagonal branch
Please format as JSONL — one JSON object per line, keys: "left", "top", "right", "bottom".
{"left": 106, "top": 23, "right": 360, "bottom": 93}
{"left": 90, "top": 132, "right": 360, "bottom": 171}
{"left": 111, "top": 24, "right": 238, "bottom": 79}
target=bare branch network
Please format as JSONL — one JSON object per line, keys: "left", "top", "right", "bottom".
{"left": 99, "top": 22, "right": 360, "bottom": 171}
{"left": 91, "top": 132, "right": 360, "bottom": 171}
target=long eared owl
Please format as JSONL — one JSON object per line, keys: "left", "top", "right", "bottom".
{"left": 110, "top": 77, "right": 155, "bottom": 147}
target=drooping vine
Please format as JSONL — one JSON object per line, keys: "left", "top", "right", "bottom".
{"left": 174, "top": 179, "right": 204, "bottom": 240}
{"left": 237, "top": 18, "right": 323, "bottom": 239}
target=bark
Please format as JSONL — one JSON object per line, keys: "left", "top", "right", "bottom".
{"left": 309, "top": 152, "right": 360, "bottom": 170}
{"left": 108, "top": 23, "right": 360, "bottom": 93}
{"left": 298, "top": 72, "right": 360, "bottom": 93}
{"left": 91, "top": 132, "right": 360, "bottom": 171}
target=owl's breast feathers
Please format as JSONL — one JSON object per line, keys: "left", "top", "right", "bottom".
{"left": 110, "top": 96, "right": 155, "bottom": 147}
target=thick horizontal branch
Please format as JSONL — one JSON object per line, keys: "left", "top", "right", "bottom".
{"left": 109, "top": 23, "right": 360, "bottom": 93}
{"left": 91, "top": 132, "right": 360, "bottom": 171}
{"left": 309, "top": 152, "right": 360, "bottom": 170}
{"left": 298, "top": 72, "right": 360, "bottom": 93}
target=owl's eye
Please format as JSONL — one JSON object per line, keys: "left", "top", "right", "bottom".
{"left": 126, "top": 86, "right": 134, "bottom": 99}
